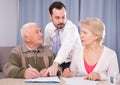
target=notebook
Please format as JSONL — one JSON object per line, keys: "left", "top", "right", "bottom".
{"left": 24, "top": 76, "right": 60, "bottom": 83}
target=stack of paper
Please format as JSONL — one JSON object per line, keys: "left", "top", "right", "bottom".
{"left": 25, "top": 76, "right": 60, "bottom": 83}
{"left": 62, "top": 77, "right": 98, "bottom": 85}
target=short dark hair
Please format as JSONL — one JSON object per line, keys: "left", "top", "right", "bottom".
{"left": 49, "top": 1, "right": 66, "bottom": 15}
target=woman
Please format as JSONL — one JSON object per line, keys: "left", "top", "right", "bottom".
{"left": 62, "top": 18, "right": 119, "bottom": 80}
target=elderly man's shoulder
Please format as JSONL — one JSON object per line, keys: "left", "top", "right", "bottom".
{"left": 10, "top": 45, "right": 23, "bottom": 53}
{"left": 40, "top": 45, "right": 54, "bottom": 55}
{"left": 40, "top": 45, "right": 52, "bottom": 52}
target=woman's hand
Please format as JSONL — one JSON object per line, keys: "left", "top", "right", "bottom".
{"left": 62, "top": 68, "right": 72, "bottom": 78}
{"left": 84, "top": 72, "right": 100, "bottom": 80}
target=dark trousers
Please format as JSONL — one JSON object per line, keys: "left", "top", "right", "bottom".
{"left": 60, "top": 62, "right": 71, "bottom": 71}
{"left": 57, "top": 62, "right": 71, "bottom": 76}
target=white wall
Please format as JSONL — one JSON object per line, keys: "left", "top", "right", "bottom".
{"left": 0, "top": 0, "right": 18, "bottom": 46}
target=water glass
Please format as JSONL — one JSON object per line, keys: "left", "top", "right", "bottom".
{"left": 108, "top": 74, "right": 120, "bottom": 85}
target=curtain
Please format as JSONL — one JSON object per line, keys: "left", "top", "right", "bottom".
{"left": 116, "top": 0, "right": 120, "bottom": 70}
{"left": 18, "top": 0, "right": 79, "bottom": 44}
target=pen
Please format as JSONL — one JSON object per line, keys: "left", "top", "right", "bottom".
{"left": 28, "top": 64, "right": 32, "bottom": 68}
{"left": 57, "top": 70, "right": 61, "bottom": 79}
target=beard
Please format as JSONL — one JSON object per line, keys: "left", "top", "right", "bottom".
{"left": 56, "top": 23, "right": 65, "bottom": 29}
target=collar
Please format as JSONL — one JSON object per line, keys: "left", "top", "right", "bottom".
{"left": 22, "top": 44, "right": 42, "bottom": 53}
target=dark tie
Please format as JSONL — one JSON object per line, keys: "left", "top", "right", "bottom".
{"left": 55, "top": 29, "right": 61, "bottom": 55}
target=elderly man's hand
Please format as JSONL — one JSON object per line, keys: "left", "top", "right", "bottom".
{"left": 39, "top": 68, "right": 49, "bottom": 77}
{"left": 24, "top": 67, "right": 40, "bottom": 79}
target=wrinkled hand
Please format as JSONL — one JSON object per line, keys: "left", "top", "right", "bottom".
{"left": 84, "top": 72, "right": 100, "bottom": 80}
{"left": 43, "top": 62, "right": 58, "bottom": 76}
{"left": 39, "top": 68, "right": 49, "bottom": 77}
{"left": 24, "top": 67, "right": 40, "bottom": 79}
{"left": 62, "top": 68, "right": 72, "bottom": 78}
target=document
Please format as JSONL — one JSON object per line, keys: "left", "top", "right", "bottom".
{"left": 62, "top": 77, "right": 98, "bottom": 85}
{"left": 24, "top": 76, "right": 60, "bottom": 83}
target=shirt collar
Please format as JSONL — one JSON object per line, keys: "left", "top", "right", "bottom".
{"left": 22, "top": 44, "right": 42, "bottom": 53}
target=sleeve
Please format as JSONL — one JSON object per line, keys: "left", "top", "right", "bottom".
{"left": 99, "top": 50, "right": 119, "bottom": 80}
{"left": 107, "top": 51, "right": 119, "bottom": 76}
{"left": 54, "top": 27, "right": 81, "bottom": 64}
{"left": 3, "top": 52, "right": 25, "bottom": 78}
{"left": 70, "top": 49, "right": 79, "bottom": 76}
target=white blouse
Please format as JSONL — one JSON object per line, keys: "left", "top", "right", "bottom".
{"left": 70, "top": 46, "right": 119, "bottom": 80}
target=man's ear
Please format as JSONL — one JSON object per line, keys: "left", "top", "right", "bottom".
{"left": 49, "top": 14, "right": 52, "bottom": 20}
{"left": 24, "top": 35, "right": 30, "bottom": 42}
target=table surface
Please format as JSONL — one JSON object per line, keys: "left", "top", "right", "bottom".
{"left": 0, "top": 78, "right": 118, "bottom": 85}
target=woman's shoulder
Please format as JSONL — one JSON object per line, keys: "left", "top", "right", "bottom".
{"left": 103, "top": 46, "right": 117, "bottom": 57}
{"left": 74, "top": 46, "right": 83, "bottom": 53}
{"left": 73, "top": 47, "right": 84, "bottom": 58}
{"left": 104, "top": 46, "right": 116, "bottom": 54}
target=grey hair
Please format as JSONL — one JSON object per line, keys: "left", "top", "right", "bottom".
{"left": 20, "top": 23, "right": 37, "bottom": 40}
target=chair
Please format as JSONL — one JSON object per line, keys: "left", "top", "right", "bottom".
{"left": 0, "top": 47, "right": 14, "bottom": 79}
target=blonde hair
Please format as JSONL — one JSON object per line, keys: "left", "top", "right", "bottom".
{"left": 80, "top": 18, "right": 105, "bottom": 44}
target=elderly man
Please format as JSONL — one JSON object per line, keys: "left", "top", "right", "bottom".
{"left": 3, "top": 23, "right": 54, "bottom": 79}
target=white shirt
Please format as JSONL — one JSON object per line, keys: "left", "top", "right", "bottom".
{"left": 44, "top": 20, "right": 82, "bottom": 64}
{"left": 70, "top": 46, "right": 119, "bottom": 80}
